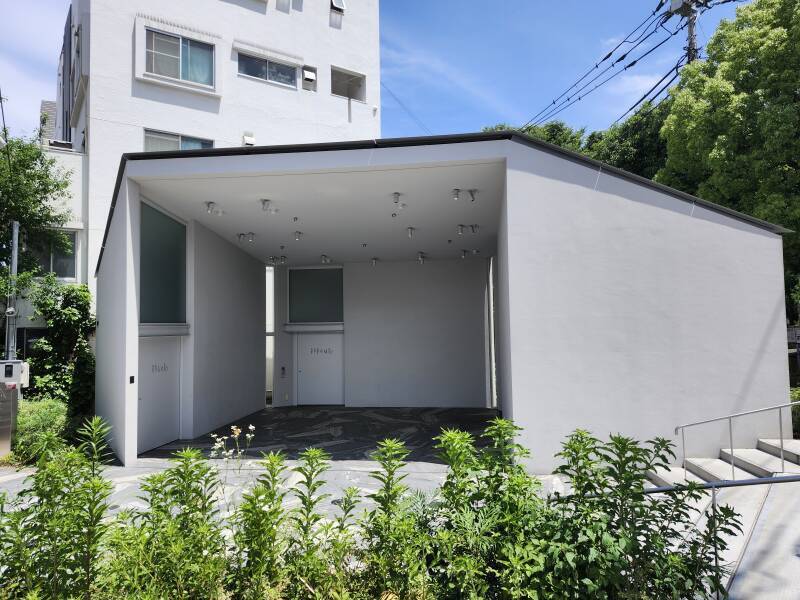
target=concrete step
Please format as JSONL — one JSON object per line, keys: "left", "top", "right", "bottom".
{"left": 685, "top": 457, "right": 752, "bottom": 482}
{"left": 647, "top": 465, "right": 705, "bottom": 487}
{"left": 719, "top": 448, "right": 800, "bottom": 478}
{"left": 757, "top": 438, "right": 800, "bottom": 465}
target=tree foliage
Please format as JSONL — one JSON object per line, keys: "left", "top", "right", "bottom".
{"left": 657, "top": 0, "right": 800, "bottom": 311}
{"left": 0, "top": 131, "right": 71, "bottom": 273}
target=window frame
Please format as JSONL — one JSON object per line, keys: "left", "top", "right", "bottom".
{"left": 34, "top": 229, "right": 79, "bottom": 282}
{"left": 143, "top": 128, "right": 214, "bottom": 152}
{"left": 237, "top": 51, "right": 299, "bottom": 89}
{"left": 330, "top": 66, "right": 366, "bottom": 102}
{"left": 145, "top": 28, "right": 215, "bottom": 88}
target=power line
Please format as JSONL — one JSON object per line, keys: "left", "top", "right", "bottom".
{"left": 519, "top": 1, "right": 671, "bottom": 129}
{"left": 612, "top": 57, "right": 687, "bottom": 125}
{"left": 380, "top": 82, "right": 432, "bottom": 135}
{"left": 531, "top": 17, "right": 689, "bottom": 126}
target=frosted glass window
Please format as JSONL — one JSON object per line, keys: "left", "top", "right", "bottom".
{"left": 289, "top": 268, "right": 343, "bottom": 323}
{"left": 140, "top": 203, "right": 186, "bottom": 323}
{"left": 146, "top": 30, "right": 180, "bottom": 79}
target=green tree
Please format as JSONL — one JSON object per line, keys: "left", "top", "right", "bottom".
{"left": 484, "top": 120, "right": 586, "bottom": 152}
{"left": 657, "top": 0, "right": 800, "bottom": 315}
{"left": 584, "top": 99, "right": 671, "bottom": 180}
{"left": 0, "top": 129, "right": 71, "bottom": 272}
{"left": 1, "top": 128, "right": 72, "bottom": 354}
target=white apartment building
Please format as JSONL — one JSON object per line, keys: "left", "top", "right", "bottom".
{"left": 37, "top": 0, "right": 380, "bottom": 303}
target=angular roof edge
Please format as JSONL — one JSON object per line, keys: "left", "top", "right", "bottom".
{"left": 95, "top": 130, "right": 790, "bottom": 275}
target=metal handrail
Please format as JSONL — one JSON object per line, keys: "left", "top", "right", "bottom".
{"left": 674, "top": 401, "right": 800, "bottom": 482}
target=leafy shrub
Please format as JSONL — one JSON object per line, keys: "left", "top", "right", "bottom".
{"left": 27, "top": 274, "right": 96, "bottom": 423}
{"left": 0, "top": 419, "right": 742, "bottom": 600}
{"left": 0, "top": 417, "right": 112, "bottom": 599}
{"left": 12, "top": 399, "right": 67, "bottom": 463}
{"left": 99, "top": 448, "right": 227, "bottom": 599}
{"left": 791, "top": 388, "right": 800, "bottom": 437}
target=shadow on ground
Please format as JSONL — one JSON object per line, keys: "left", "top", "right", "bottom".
{"left": 140, "top": 406, "right": 500, "bottom": 462}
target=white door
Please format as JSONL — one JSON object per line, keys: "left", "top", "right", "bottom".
{"left": 138, "top": 336, "right": 181, "bottom": 453}
{"left": 296, "top": 332, "right": 344, "bottom": 405}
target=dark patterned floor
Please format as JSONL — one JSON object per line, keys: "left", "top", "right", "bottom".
{"left": 141, "top": 406, "right": 500, "bottom": 462}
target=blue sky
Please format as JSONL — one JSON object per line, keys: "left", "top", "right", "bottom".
{"left": 0, "top": 0, "right": 744, "bottom": 139}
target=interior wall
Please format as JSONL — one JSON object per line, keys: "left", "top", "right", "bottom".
{"left": 503, "top": 144, "right": 790, "bottom": 473}
{"left": 95, "top": 178, "right": 140, "bottom": 464}
{"left": 189, "top": 222, "right": 266, "bottom": 436}
{"left": 343, "top": 259, "right": 488, "bottom": 408}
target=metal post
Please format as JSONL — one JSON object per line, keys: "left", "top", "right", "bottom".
{"left": 682, "top": 427, "right": 687, "bottom": 481}
{"left": 779, "top": 408, "right": 785, "bottom": 473}
{"left": 4, "top": 221, "right": 19, "bottom": 361}
{"left": 728, "top": 417, "right": 735, "bottom": 481}
{"left": 711, "top": 485, "right": 721, "bottom": 600}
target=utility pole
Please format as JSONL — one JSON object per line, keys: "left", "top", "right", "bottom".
{"left": 686, "top": 2, "right": 699, "bottom": 62}
{"left": 4, "top": 221, "right": 19, "bottom": 361}
{"left": 670, "top": 0, "right": 701, "bottom": 63}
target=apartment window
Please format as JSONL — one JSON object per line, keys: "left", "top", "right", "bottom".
{"left": 331, "top": 0, "right": 346, "bottom": 11}
{"left": 238, "top": 53, "right": 297, "bottom": 87}
{"left": 33, "top": 231, "right": 77, "bottom": 279}
{"left": 331, "top": 67, "right": 365, "bottom": 101}
{"left": 144, "top": 129, "right": 213, "bottom": 151}
{"left": 145, "top": 29, "right": 214, "bottom": 86}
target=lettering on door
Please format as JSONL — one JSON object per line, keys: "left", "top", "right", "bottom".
{"left": 152, "top": 361, "right": 169, "bottom": 374}
{"left": 309, "top": 347, "right": 333, "bottom": 356}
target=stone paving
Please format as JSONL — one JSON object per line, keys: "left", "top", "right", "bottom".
{"left": 0, "top": 407, "right": 505, "bottom": 516}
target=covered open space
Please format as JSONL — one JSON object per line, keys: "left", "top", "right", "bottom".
{"left": 96, "top": 132, "right": 790, "bottom": 471}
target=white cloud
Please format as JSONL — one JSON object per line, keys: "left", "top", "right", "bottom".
{"left": 605, "top": 73, "right": 663, "bottom": 97}
{"left": 382, "top": 30, "right": 526, "bottom": 124}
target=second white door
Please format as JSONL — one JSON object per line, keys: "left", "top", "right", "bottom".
{"left": 296, "top": 332, "right": 344, "bottom": 405}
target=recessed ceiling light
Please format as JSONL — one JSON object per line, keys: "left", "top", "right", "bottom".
{"left": 261, "top": 199, "right": 279, "bottom": 215}
{"left": 206, "top": 201, "right": 224, "bottom": 216}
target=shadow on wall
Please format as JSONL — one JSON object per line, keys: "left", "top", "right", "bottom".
{"left": 219, "top": 0, "right": 268, "bottom": 14}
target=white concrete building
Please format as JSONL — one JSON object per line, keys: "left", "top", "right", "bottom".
{"left": 95, "top": 132, "right": 791, "bottom": 471}
{"left": 38, "top": 0, "right": 380, "bottom": 302}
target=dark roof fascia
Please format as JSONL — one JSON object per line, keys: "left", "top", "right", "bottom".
{"left": 95, "top": 131, "right": 789, "bottom": 275}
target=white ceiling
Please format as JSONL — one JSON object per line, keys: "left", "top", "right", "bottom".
{"left": 136, "top": 159, "right": 505, "bottom": 266}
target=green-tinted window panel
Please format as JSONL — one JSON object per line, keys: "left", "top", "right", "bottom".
{"left": 289, "top": 268, "right": 343, "bottom": 323}
{"left": 140, "top": 203, "right": 186, "bottom": 323}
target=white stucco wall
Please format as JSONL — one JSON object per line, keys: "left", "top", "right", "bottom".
{"left": 502, "top": 144, "right": 790, "bottom": 473}
{"left": 343, "top": 259, "right": 489, "bottom": 408}
{"left": 95, "top": 178, "right": 140, "bottom": 464}
{"left": 64, "top": 0, "right": 380, "bottom": 294}
{"left": 188, "top": 222, "right": 266, "bottom": 437}
{"left": 270, "top": 259, "right": 489, "bottom": 408}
